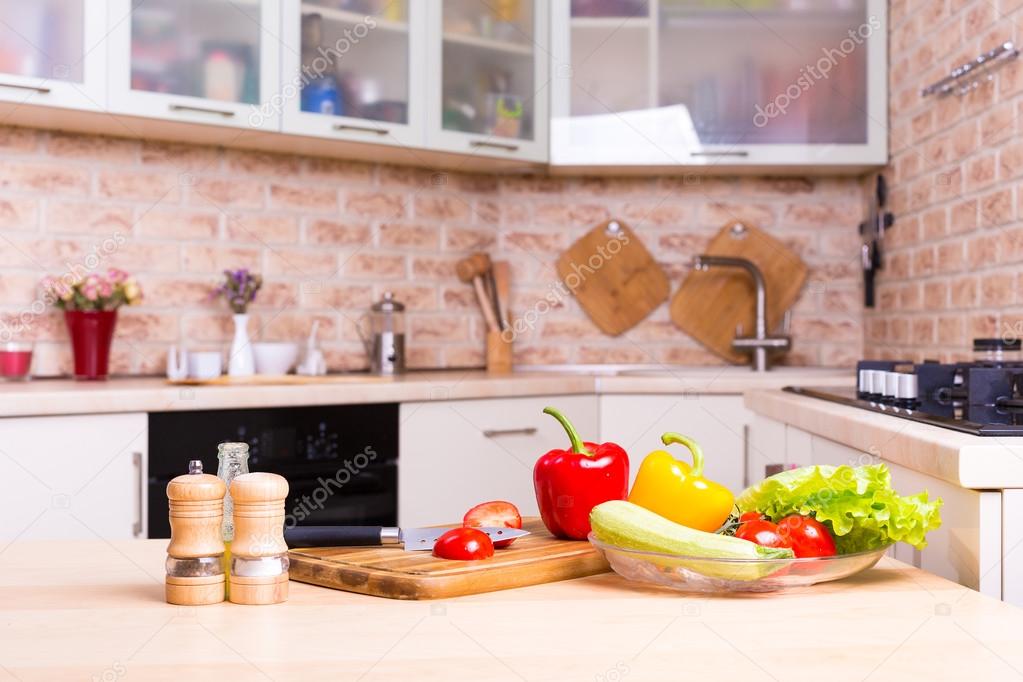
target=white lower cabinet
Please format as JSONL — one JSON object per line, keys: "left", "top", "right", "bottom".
{"left": 398, "top": 395, "right": 598, "bottom": 528}
{"left": 599, "top": 394, "right": 748, "bottom": 494}
{"left": 0, "top": 413, "right": 147, "bottom": 541}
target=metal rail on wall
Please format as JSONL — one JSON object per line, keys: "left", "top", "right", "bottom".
{"left": 921, "top": 41, "right": 1020, "bottom": 97}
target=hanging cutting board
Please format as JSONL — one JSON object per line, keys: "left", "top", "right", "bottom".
{"left": 670, "top": 221, "right": 807, "bottom": 364}
{"left": 288, "top": 519, "right": 609, "bottom": 600}
{"left": 556, "top": 220, "right": 669, "bottom": 336}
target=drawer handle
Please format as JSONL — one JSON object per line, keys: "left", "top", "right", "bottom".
{"left": 333, "top": 123, "right": 389, "bottom": 135}
{"left": 0, "top": 81, "right": 51, "bottom": 94}
{"left": 689, "top": 150, "right": 749, "bottom": 157}
{"left": 470, "top": 140, "right": 520, "bottom": 152}
{"left": 169, "top": 103, "right": 236, "bottom": 118}
{"left": 132, "top": 451, "right": 143, "bottom": 538}
{"left": 483, "top": 427, "right": 537, "bottom": 438}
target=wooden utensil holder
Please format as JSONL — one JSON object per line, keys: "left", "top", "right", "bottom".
{"left": 486, "top": 331, "right": 512, "bottom": 374}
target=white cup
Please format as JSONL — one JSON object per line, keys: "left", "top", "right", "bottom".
{"left": 188, "top": 351, "right": 222, "bottom": 380}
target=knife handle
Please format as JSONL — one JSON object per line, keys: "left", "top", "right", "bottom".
{"left": 284, "top": 525, "right": 384, "bottom": 548}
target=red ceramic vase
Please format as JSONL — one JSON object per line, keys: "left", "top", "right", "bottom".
{"left": 64, "top": 310, "right": 117, "bottom": 380}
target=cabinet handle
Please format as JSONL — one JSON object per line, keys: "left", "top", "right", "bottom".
{"left": 132, "top": 451, "right": 144, "bottom": 538}
{"left": 470, "top": 140, "right": 520, "bottom": 152}
{"left": 333, "top": 123, "right": 389, "bottom": 135}
{"left": 483, "top": 427, "right": 537, "bottom": 438}
{"left": 689, "top": 150, "right": 749, "bottom": 157}
{"left": 0, "top": 81, "right": 51, "bottom": 94}
{"left": 742, "top": 424, "right": 750, "bottom": 489}
{"left": 168, "top": 103, "right": 236, "bottom": 118}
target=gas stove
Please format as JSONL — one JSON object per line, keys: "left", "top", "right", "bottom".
{"left": 786, "top": 348, "right": 1023, "bottom": 436}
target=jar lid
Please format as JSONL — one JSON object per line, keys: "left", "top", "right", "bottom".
{"left": 371, "top": 291, "right": 405, "bottom": 313}
{"left": 973, "top": 338, "right": 1021, "bottom": 351}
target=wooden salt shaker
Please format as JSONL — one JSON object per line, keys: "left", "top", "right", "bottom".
{"left": 165, "top": 460, "right": 227, "bottom": 605}
{"left": 229, "top": 472, "right": 290, "bottom": 605}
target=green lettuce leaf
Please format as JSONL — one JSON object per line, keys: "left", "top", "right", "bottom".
{"left": 736, "top": 464, "right": 942, "bottom": 553}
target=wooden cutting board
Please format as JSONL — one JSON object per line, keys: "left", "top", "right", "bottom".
{"left": 288, "top": 519, "right": 609, "bottom": 600}
{"left": 670, "top": 221, "right": 807, "bottom": 364}
{"left": 557, "top": 220, "right": 669, "bottom": 336}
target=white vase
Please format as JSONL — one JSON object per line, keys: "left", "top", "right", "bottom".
{"left": 228, "top": 313, "right": 254, "bottom": 377}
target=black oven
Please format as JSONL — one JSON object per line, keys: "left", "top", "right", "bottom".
{"left": 147, "top": 403, "right": 398, "bottom": 538}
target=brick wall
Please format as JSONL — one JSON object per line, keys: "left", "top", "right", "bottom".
{"left": 0, "top": 124, "right": 864, "bottom": 376}
{"left": 870, "top": 0, "right": 1023, "bottom": 362}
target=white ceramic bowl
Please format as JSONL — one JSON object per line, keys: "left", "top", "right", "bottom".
{"left": 252, "top": 342, "right": 299, "bottom": 376}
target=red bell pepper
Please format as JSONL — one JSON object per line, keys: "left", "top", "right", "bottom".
{"left": 533, "top": 407, "right": 629, "bottom": 540}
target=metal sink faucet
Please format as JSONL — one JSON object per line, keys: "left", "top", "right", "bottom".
{"left": 691, "top": 255, "right": 791, "bottom": 372}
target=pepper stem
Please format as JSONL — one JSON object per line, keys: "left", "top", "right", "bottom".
{"left": 661, "top": 432, "right": 705, "bottom": 476}
{"left": 543, "top": 407, "right": 591, "bottom": 456}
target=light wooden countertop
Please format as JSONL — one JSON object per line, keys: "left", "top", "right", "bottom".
{"left": 745, "top": 389, "right": 1023, "bottom": 489}
{"left": 2, "top": 539, "right": 1021, "bottom": 681}
{"left": 0, "top": 367, "right": 851, "bottom": 417}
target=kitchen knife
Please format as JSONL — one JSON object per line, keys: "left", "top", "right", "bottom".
{"left": 284, "top": 525, "right": 530, "bottom": 551}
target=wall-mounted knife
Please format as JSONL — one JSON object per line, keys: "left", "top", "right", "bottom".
{"left": 284, "top": 525, "right": 529, "bottom": 551}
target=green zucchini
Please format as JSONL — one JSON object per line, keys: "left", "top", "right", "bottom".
{"left": 590, "top": 500, "right": 793, "bottom": 581}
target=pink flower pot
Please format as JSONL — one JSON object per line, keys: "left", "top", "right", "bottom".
{"left": 64, "top": 310, "right": 117, "bottom": 380}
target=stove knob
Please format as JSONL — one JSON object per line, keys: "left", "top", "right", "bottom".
{"left": 883, "top": 372, "right": 900, "bottom": 400}
{"left": 896, "top": 373, "right": 918, "bottom": 403}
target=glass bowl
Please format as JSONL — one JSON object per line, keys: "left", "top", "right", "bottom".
{"left": 589, "top": 534, "right": 889, "bottom": 593}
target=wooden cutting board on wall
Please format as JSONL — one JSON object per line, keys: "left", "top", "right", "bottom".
{"left": 288, "top": 519, "right": 609, "bottom": 600}
{"left": 670, "top": 221, "right": 808, "bottom": 364}
{"left": 556, "top": 220, "right": 669, "bottom": 336}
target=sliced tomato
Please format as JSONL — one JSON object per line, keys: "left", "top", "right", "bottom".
{"left": 463, "top": 500, "right": 522, "bottom": 548}
{"left": 775, "top": 515, "right": 836, "bottom": 558}
{"left": 432, "top": 527, "right": 495, "bottom": 561}
{"left": 735, "top": 519, "right": 792, "bottom": 550}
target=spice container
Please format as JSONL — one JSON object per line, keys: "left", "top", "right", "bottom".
{"left": 973, "top": 338, "right": 1022, "bottom": 364}
{"left": 229, "top": 472, "right": 290, "bottom": 605}
{"left": 217, "top": 442, "right": 250, "bottom": 542}
{"left": 165, "top": 460, "right": 226, "bottom": 605}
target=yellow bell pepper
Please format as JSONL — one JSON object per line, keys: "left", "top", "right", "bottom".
{"left": 627, "top": 432, "right": 735, "bottom": 532}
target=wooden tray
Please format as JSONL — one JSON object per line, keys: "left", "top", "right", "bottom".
{"left": 670, "top": 221, "right": 807, "bottom": 364}
{"left": 288, "top": 519, "right": 609, "bottom": 600}
{"left": 557, "top": 220, "right": 669, "bottom": 336}
{"left": 167, "top": 374, "right": 395, "bottom": 386}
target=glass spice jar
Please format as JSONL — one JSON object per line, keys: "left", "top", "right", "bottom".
{"left": 217, "top": 442, "right": 250, "bottom": 542}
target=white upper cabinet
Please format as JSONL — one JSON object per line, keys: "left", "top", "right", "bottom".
{"left": 426, "top": 0, "right": 550, "bottom": 162}
{"left": 550, "top": 0, "right": 888, "bottom": 170}
{"left": 281, "top": 0, "right": 425, "bottom": 147}
{"left": 108, "top": 0, "right": 281, "bottom": 130}
{"left": 0, "top": 0, "right": 106, "bottom": 110}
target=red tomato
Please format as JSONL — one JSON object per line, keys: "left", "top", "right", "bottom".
{"left": 775, "top": 515, "right": 837, "bottom": 558}
{"left": 739, "top": 511, "right": 764, "bottom": 523}
{"left": 735, "top": 519, "right": 792, "bottom": 549}
{"left": 432, "top": 527, "right": 495, "bottom": 561}
{"left": 463, "top": 500, "right": 522, "bottom": 548}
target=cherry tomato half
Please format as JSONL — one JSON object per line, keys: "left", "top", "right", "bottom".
{"left": 735, "top": 519, "right": 792, "bottom": 549}
{"left": 463, "top": 500, "right": 522, "bottom": 548}
{"left": 776, "top": 515, "right": 837, "bottom": 558}
{"left": 432, "top": 527, "right": 495, "bottom": 561}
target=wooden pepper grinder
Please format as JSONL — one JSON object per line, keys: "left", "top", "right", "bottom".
{"left": 228, "top": 472, "right": 290, "bottom": 605}
{"left": 165, "top": 460, "right": 227, "bottom": 605}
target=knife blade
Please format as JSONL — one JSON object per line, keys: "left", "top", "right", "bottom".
{"left": 284, "top": 525, "right": 530, "bottom": 551}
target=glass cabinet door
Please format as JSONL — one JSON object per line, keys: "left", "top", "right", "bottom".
{"left": 0, "top": 0, "right": 106, "bottom": 110}
{"left": 427, "top": 0, "right": 549, "bottom": 162}
{"left": 108, "top": 0, "right": 281, "bottom": 130}
{"left": 280, "top": 0, "right": 424, "bottom": 148}
{"left": 551, "top": 0, "right": 886, "bottom": 168}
